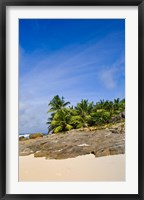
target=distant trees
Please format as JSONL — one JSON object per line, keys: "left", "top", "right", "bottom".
{"left": 75, "top": 100, "right": 94, "bottom": 128}
{"left": 48, "top": 95, "right": 70, "bottom": 113}
{"left": 49, "top": 108, "right": 73, "bottom": 133}
{"left": 47, "top": 95, "right": 125, "bottom": 134}
{"left": 47, "top": 95, "right": 70, "bottom": 133}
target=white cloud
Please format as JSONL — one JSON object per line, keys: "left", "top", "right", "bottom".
{"left": 19, "top": 32, "right": 125, "bottom": 133}
{"left": 19, "top": 101, "right": 49, "bottom": 133}
{"left": 100, "top": 68, "right": 117, "bottom": 89}
{"left": 99, "top": 55, "right": 125, "bottom": 89}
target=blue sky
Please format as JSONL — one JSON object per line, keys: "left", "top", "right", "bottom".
{"left": 19, "top": 19, "right": 125, "bottom": 133}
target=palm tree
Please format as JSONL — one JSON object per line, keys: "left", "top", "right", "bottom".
{"left": 48, "top": 95, "right": 70, "bottom": 113}
{"left": 47, "top": 95, "right": 70, "bottom": 133}
{"left": 76, "top": 100, "right": 94, "bottom": 115}
{"left": 51, "top": 108, "right": 73, "bottom": 133}
{"left": 70, "top": 115, "right": 83, "bottom": 129}
{"left": 47, "top": 95, "right": 125, "bottom": 133}
{"left": 47, "top": 113, "right": 55, "bottom": 133}
{"left": 95, "top": 99, "right": 111, "bottom": 110}
{"left": 119, "top": 98, "right": 125, "bottom": 112}
{"left": 75, "top": 99, "right": 94, "bottom": 127}
{"left": 103, "top": 100, "right": 112, "bottom": 111}
{"left": 113, "top": 98, "right": 121, "bottom": 114}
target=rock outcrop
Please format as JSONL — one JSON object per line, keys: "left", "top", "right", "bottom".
{"left": 19, "top": 122, "right": 125, "bottom": 159}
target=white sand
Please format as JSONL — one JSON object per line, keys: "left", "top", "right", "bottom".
{"left": 19, "top": 154, "right": 125, "bottom": 182}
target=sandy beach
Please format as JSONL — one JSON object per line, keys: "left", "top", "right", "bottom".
{"left": 19, "top": 154, "right": 125, "bottom": 181}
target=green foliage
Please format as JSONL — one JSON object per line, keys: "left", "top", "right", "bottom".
{"left": 48, "top": 95, "right": 70, "bottom": 113}
{"left": 96, "top": 111, "right": 111, "bottom": 124}
{"left": 19, "top": 136, "right": 28, "bottom": 141}
{"left": 76, "top": 100, "right": 94, "bottom": 116}
{"left": 70, "top": 115, "right": 83, "bottom": 129}
{"left": 53, "top": 126, "right": 63, "bottom": 133}
{"left": 75, "top": 99, "right": 94, "bottom": 128}
{"left": 47, "top": 96, "right": 125, "bottom": 133}
{"left": 51, "top": 108, "right": 73, "bottom": 133}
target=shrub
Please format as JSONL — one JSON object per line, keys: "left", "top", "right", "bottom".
{"left": 19, "top": 136, "right": 28, "bottom": 141}
{"left": 29, "top": 133, "right": 43, "bottom": 139}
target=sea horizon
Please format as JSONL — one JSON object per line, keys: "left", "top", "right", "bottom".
{"left": 19, "top": 132, "right": 48, "bottom": 137}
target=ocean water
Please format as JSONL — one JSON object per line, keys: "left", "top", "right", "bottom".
{"left": 19, "top": 133, "right": 30, "bottom": 138}
{"left": 19, "top": 133, "right": 48, "bottom": 138}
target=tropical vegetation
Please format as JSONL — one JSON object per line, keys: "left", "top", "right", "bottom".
{"left": 47, "top": 95, "right": 125, "bottom": 133}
